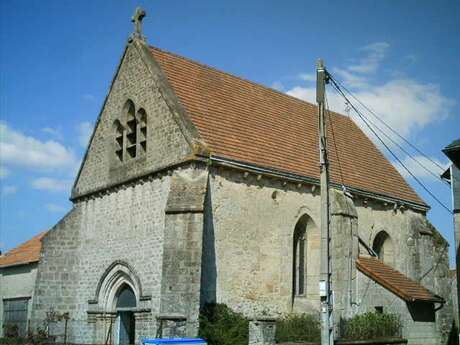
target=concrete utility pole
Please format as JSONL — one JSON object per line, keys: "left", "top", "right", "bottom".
{"left": 317, "top": 59, "right": 333, "bottom": 345}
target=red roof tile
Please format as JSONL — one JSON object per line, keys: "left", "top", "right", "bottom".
{"left": 0, "top": 232, "right": 47, "bottom": 268}
{"left": 150, "top": 47, "right": 426, "bottom": 207}
{"left": 356, "top": 256, "right": 443, "bottom": 303}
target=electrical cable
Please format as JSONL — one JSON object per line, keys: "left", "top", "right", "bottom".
{"left": 328, "top": 86, "right": 449, "bottom": 187}
{"left": 328, "top": 75, "right": 452, "bottom": 214}
{"left": 328, "top": 75, "right": 447, "bottom": 172}
{"left": 325, "top": 92, "right": 346, "bottom": 187}
{"left": 330, "top": 74, "right": 460, "bottom": 188}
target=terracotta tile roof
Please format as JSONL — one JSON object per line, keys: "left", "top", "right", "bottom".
{"left": 356, "top": 256, "right": 443, "bottom": 303}
{"left": 0, "top": 231, "right": 47, "bottom": 268}
{"left": 150, "top": 47, "right": 426, "bottom": 207}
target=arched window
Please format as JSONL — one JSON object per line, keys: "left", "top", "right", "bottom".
{"left": 292, "top": 214, "right": 320, "bottom": 311}
{"left": 114, "top": 120, "right": 124, "bottom": 161}
{"left": 137, "top": 108, "right": 147, "bottom": 154}
{"left": 114, "top": 100, "right": 148, "bottom": 162}
{"left": 125, "top": 100, "right": 137, "bottom": 159}
{"left": 373, "top": 231, "right": 394, "bottom": 266}
{"left": 293, "top": 219, "right": 307, "bottom": 296}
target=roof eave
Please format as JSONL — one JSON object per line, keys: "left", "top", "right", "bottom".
{"left": 356, "top": 258, "right": 442, "bottom": 304}
{"left": 0, "top": 260, "right": 39, "bottom": 269}
{"left": 207, "top": 155, "right": 429, "bottom": 212}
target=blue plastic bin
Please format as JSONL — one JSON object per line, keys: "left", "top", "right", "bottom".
{"left": 142, "top": 338, "right": 207, "bottom": 345}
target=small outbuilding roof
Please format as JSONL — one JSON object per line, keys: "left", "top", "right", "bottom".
{"left": 0, "top": 231, "right": 47, "bottom": 268}
{"left": 150, "top": 47, "right": 426, "bottom": 208}
{"left": 356, "top": 256, "right": 444, "bottom": 303}
{"left": 443, "top": 138, "right": 460, "bottom": 167}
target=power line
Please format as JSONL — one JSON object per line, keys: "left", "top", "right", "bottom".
{"left": 325, "top": 91, "right": 346, "bottom": 187}
{"left": 328, "top": 75, "right": 447, "bottom": 172}
{"left": 329, "top": 73, "right": 460, "bottom": 187}
{"left": 326, "top": 82, "right": 449, "bottom": 187}
{"left": 328, "top": 75, "right": 452, "bottom": 214}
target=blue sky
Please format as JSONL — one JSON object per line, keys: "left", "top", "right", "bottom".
{"left": 1, "top": 1, "right": 459, "bottom": 264}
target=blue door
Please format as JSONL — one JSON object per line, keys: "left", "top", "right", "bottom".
{"left": 116, "top": 285, "right": 137, "bottom": 344}
{"left": 118, "top": 311, "right": 135, "bottom": 344}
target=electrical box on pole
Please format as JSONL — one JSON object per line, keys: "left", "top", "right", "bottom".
{"left": 316, "top": 59, "right": 333, "bottom": 345}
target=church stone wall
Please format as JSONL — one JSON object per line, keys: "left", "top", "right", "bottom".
{"left": 205, "top": 168, "right": 322, "bottom": 316}
{"left": 205, "top": 167, "right": 452, "bottom": 343}
{"left": 32, "top": 175, "right": 171, "bottom": 344}
{"left": 73, "top": 41, "right": 193, "bottom": 197}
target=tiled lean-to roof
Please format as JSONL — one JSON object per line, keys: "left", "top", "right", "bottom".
{"left": 0, "top": 231, "right": 47, "bottom": 268}
{"left": 357, "top": 256, "right": 443, "bottom": 303}
{"left": 150, "top": 47, "right": 426, "bottom": 208}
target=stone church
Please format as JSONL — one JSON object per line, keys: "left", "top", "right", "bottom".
{"left": 1, "top": 9, "right": 455, "bottom": 345}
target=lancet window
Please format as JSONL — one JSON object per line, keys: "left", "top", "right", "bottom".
{"left": 113, "top": 100, "right": 147, "bottom": 162}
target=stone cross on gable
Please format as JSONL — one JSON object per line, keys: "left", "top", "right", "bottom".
{"left": 131, "top": 7, "right": 146, "bottom": 38}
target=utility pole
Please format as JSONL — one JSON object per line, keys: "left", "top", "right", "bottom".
{"left": 317, "top": 59, "right": 333, "bottom": 345}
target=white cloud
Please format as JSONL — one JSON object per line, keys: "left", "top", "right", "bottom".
{"left": 0, "top": 167, "right": 8, "bottom": 179}
{"left": 333, "top": 68, "right": 370, "bottom": 89}
{"left": 298, "top": 73, "right": 316, "bottom": 82}
{"left": 286, "top": 79, "right": 453, "bottom": 139}
{"left": 77, "top": 121, "right": 93, "bottom": 148}
{"left": 45, "top": 203, "right": 69, "bottom": 213}
{"left": 0, "top": 122, "right": 78, "bottom": 171}
{"left": 348, "top": 79, "right": 453, "bottom": 136}
{"left": 284, "top": 42, "right": 454, "bottom": 138}
{"left": 348, "top": 42, "right": 390, "bottom": 74}
{"left": 82, "top": 94, "right": 97, "bottom": 102}
{"left": 271, "top": 81, "right": 284, "bottom": 91}
{"left": 32, "top": 177, "right": 72, "bottom": 192}
{"left": 42, "top": 127, "right": 63, "bottom": 140}
{"left": 1, "top": 185, "right": 17, "bottom": 197}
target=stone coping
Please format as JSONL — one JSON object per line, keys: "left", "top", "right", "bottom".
{"left": 251, "top": 316, "right": 277, "bottom": 322}
{"left": 280, "top": 339, "right": 407, "bottom": 345}
{"left": 87, "top": 307, "right": 151, "bottom": 314}
{"left": 156, "top": 313, "right": 187, "bottom": 321}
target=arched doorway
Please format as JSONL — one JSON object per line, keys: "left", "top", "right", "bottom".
{"left": 115, "top": 284, "right": 136, "bottom": 345}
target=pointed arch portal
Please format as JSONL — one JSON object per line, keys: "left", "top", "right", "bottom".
{"left": 93, "top": 261, "right": 142, "bottom": 345}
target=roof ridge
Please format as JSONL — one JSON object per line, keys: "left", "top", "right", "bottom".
{"left": 149, "top": 45, "right": 350, "bottom": 118}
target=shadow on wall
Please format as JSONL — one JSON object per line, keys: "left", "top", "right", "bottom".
{"left": 448, "top": 321, "right": 459, "bottom": 345}
{"left": 200, "top": 179, "right": 217, "bottom": 307}
{"left": 406, "top": 302, "right": 435, "bottom": 322}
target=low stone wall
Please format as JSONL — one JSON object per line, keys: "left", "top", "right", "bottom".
{"left": 335, "top": 337, "right": 408, "bottom": 345}
{"left": 249, "top": 317, "right": 277, "bottom": 345}
{"left": 278, "top": 338, "right": 408, "bottom": 345}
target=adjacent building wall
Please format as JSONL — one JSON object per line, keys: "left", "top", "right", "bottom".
{"left": 0, "top": 263, "right": 38, "bottom": 336}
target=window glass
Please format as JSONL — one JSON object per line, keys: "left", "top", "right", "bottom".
{"left": 3, "top": 298, "right": 29, "bottom": 337}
